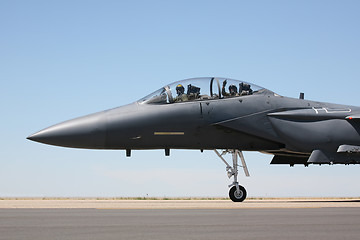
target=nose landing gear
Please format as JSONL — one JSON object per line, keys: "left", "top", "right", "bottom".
{"left": 214, "top": 149, "right": 250, "bottom": 202}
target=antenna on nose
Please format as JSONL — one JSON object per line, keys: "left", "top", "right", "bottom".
{"left": 299, "top": 92, "right": 304, "bottom": 99}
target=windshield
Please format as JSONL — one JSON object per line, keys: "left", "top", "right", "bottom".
{"left": 138, "top": 77, "right": 266, "bottom": 104}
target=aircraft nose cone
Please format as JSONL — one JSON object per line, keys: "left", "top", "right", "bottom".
{"left": 27, "top": 112, "right": 107, "bottom": 149}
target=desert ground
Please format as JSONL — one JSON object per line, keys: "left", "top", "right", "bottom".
{"left": 1, "top": 197, "right": 359, "bottom": 209}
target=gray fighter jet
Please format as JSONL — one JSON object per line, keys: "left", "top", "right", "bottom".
{"left": 27, "top": 77, "right": 360, "bottom": 202}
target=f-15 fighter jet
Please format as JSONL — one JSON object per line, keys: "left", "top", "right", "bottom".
{"left": 28, "top": 77, "right": 360, "bottom": 202}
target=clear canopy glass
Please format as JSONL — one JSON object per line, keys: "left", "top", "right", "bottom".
{"left": 138, "top": 77, "right": 266, "bottom": 104}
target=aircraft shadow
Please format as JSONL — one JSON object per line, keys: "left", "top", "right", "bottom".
{"left": 250, "top": 199, "right": 360, "bottom": 203}
{"left": 292, "top": 199, "right": 360, "bottom": 203}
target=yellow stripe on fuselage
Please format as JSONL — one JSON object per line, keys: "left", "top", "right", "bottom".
{"left": 154, "top": 132, "right": 185, "bottom": 136}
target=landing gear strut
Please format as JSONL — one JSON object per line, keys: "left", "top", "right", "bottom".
{"left": 214, "top": 149, "right": 250, "bottom": 202}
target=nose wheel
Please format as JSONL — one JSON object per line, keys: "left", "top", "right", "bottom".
{"left": 229, "top": 185, "right": 247, "bottom": 202}
{"left": 214, "top": 149, "right": 250, "bottom": 202}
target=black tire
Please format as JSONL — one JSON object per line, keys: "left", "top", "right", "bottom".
{"left": 229, "top": 185, "right": 247, "bottom": 202}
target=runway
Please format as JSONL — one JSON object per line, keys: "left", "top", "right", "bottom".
{"left": 1, "top": 199, "right": 360, "bottom": 240}
{"left": 1, "top": 208, "right": 360, "bottom": 240}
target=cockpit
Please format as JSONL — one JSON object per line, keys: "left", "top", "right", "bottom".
{"left": 138, "top": 77, "right": 266, "bottom": 104}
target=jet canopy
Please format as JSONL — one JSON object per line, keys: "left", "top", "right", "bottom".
{"left": 138, "top": 77, "right": 266, "bottom": 104}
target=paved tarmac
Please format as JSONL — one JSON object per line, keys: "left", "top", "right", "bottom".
{"left": 1, "top": 207, "right": 360, "bottom": 240}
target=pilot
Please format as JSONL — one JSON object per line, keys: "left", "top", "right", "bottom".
{"left": 228, "top": 84, "right": 238, "bottom": 96}
{"left": 222, "top": 80, "right": 238, "bottom": 97}
{"left": 174, "top": 84, "right": 188, "bottom": 102}
{"left": 239, "top": 82, "right": 253, "bottom": 96}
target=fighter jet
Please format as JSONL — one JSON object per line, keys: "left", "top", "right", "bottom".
{"left": 27, "top": 77, "right": 360, "bottom": 202}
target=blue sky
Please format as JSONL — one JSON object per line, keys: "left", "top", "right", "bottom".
{"left": 1, "top": 0, "right": 360, "bottom": 197}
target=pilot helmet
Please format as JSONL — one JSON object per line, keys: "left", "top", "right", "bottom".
{"left": 229, "top": 84, "right": 238, "bottom": 95}
{"left": 176, "top": 84, "right": 185, "bottom": 95}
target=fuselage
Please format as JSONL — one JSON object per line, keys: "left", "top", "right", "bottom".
{"left": 28, "top": 77, "right": 360, "bottom": 160}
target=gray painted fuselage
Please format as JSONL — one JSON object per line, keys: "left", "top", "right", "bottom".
{"left": 28, "top": 77, "right": 360, "bottom": 165}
